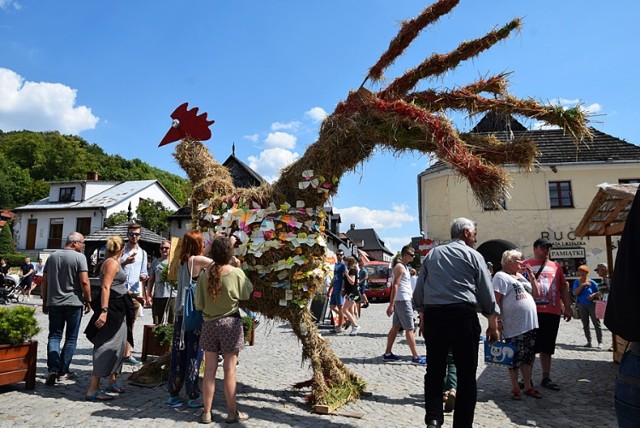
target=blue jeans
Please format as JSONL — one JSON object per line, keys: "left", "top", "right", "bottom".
{"left": 47, "top": 305, "right": 83, "bottom": 375}
{"left": 616, "top": 349, "right": 640, "bottom": 428}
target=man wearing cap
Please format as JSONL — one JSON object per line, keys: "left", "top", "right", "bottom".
{"left": 523, "top": 237, "right": 572, "bottom": 392}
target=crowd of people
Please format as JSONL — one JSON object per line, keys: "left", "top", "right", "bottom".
{"left": 35, "top": 227, "right": 253, "bottom": 424}
{"left": 31, "top": 215, "right": 624, "bottom": 426}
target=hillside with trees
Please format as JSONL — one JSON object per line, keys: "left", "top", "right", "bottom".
{"left": 0, "top": 130, "right": 190, "bottom": 208}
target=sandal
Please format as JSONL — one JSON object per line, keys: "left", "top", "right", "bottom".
{"left": 524, "top": 387, "right": 543, "bottom": 399}
{"left": 510, "top": 388, "right": 522, "bottom": 400}
{"left": 105, "top": 382, "right": 125, "bottom": 394}
{"left": 86, "top": 389, "right": 114, "bottom": 401}
{"left": 540, "top": 378, "right": 560, "bottom": 391}
{"left": 225, "top": 410, "right": 249, "bottom": 423}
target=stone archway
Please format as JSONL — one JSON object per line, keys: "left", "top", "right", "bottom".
{"left": 477, "top": 239, "right": 518, "bottom": 273}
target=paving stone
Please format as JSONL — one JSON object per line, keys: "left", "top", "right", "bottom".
{"left": 0, "top": 297, "right": 618, "bottom": 427}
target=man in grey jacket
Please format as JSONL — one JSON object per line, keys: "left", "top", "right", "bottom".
{"left": 413, "top": 218, "right": 499, "bottom": 428}
{"left": 41, "top": 232, "right": 91, "bottom": 385}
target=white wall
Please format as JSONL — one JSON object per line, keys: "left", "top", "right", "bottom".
{"left": 420, "top": 162, "right": 640, "bottom": 269}
{"left": 14, "top": 183, "right": 180, "bottom": 251}
{"left": 14, "top": 209, "right": 102, "bottom": 250}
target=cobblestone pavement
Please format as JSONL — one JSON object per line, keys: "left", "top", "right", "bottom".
{"left": 0, "top": 297, "right": 618, "bottom": 427}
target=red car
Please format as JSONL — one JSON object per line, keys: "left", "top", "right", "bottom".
{"left": 363, "top": 261, "right": 392, "bottom": 302}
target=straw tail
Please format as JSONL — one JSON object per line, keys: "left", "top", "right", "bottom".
{"left": 367, "top": 0, "right": 460, "bottom": 83}
{"left": 380, "top": 19, "right": 521, "bottom": 99}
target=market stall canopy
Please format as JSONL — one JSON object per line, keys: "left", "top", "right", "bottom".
{"left": 575, "top": 183, "right": 639, "bottom": 237}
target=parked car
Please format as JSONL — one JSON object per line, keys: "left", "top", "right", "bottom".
{"left": 364, "top": 261, "right": 392, "bottom": 301}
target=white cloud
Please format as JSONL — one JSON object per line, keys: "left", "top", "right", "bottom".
{"left": 264, "top": 131, "right": 296, "bottom": 149}
{"left": 304, "top": 107, "right": 327, "bottom": 123}
{"left": 243, "top": 133, "right": 259, "bottom": 143}
{"left": 532, "top": 121, "right": 560, "bottom": 131}
{"left": 582, "top": 103, "right": 601, "bottom": 114}
{"left": 335, "top": 203, "right": 415, "bottom": 230}
{"left": 533, "top": 99, "right": 603, "bottom": 130}
{"left": 248, "top": 147, "right": 299, "bottom": 182}
{"left": 0, "top": 0, "right": 21, "bottom": 10}
{"left": 0, "top": 68, "right": 99, "bottom": 134}
{"left": 382, "top": 236, "right": 414, "bottom": 253}
{"left": 271, "top": 121, "right": 301, "bottom": 131}
{"left": 549, "top": 98, "right": 601, "bottom": 114}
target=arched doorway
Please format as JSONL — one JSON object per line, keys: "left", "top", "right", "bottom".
{"left": 477, "top": 239, "right": 518, "bottom": 273}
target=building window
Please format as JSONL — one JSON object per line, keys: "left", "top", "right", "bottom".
{"left": 482, "top": 194, "right": 507, "bottom": 211}
{"left": 47, "top": 218, "right": 64, "bottom": 249}
{"left": 549, "top": 181, "right": 573, "bottom": 208}
{"left": 76, "top": 217, "right": 91, "bottom": 236}
{"left": 619, "top": 178, "right": 640, "bottom": 184}
{"left": 59, "top": 187, "right": 75, "bottom": 202}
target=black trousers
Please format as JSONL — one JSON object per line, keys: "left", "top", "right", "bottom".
{"left": 424, "top": 303, "right": 481, "bottom": 428}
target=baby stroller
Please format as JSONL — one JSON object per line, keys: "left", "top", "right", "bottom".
{"left": 0, "top": 273, "right": 21, "bottom": 305}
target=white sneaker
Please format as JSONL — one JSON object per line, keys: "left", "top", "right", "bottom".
{"left": 349, "top": 326, "right": 361, "bottom": 336}
{"left": 597, "top": 343, "right": 603, "bottom": 349}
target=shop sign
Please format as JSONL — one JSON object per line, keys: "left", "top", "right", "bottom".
{"left": 550, "top": 248, "right": 585, "bottom": 259}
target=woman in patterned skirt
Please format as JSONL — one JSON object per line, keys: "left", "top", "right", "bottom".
{"left": 196, "top": 236, "right": 253, "bottom": 424}
{"left": 492, "top": 249, "right": 542, "bottom": 400}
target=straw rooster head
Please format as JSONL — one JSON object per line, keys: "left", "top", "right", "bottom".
{"left": 159, "top": 102, "right": 215, "bottom": 146}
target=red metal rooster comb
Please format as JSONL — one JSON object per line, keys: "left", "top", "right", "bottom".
{"left": 159, "top": 102, "right": 215, "bottom": 146}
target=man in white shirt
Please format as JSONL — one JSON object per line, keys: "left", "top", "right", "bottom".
{"left": 120, "top": 224, "right": 148, "bottom": 365}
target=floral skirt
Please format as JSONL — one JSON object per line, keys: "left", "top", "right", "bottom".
{"left": 506, "top": 329, "right": 537, "bottom": 369}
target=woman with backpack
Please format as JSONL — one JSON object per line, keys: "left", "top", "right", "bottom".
{"left": 166, "top": 230, "right": 212, "bottom": 408}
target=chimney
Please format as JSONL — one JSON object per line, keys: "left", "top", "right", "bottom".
{"left": 87, "top": 171, "right": 99, "bottom": 181}
{"left": 350, "top": 223, "right": 356, "bottom": 230}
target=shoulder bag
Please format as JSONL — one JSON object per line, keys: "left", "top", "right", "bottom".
{"left": 182, "top": 257, "right": 203, "bottom": 332}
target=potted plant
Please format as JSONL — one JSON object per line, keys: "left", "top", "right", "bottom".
{"left": 141, "top": 323, "right": 173, "bottom": 362}
{"left": 242, "top": 315, "right": 255, "bottom": 346}
{"left": 141, "top": 263, "right": 176, "bottom": 362}
{"left": 0, "top": 305, "right": 40, "bottom": 389}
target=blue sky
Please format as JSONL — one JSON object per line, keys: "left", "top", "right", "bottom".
{"left": 1, "top": 1, "right": 639, "bottom": 253}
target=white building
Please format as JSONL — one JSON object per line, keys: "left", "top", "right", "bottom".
{"left": 13, "top": 173, "right": 180, "bottom": 252}
{"left": 418, "top": 114, "right": 640, "bottom": 274}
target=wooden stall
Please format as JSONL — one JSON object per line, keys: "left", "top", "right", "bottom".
{"left": 575, "top": 183, "right": 639, "bottom": 362}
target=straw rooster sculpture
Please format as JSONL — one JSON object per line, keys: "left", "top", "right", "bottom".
{"left": 159, "top": 0, "right": 590, "bottom": 409}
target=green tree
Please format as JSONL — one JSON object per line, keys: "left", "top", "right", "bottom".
{"left": 105, "top": 211, "right": 129, "bottom": 227}
{"left": 136, "top": 199, "right": 172, "bottom": 234}
{"left": 0, "top": 155, "right": 34, "bottom": 208}
{"left": 0, "top": 130, "right": 190, "bottom": 208}
{"left": 0, "top": 222, "right": 15, "bottom": 255}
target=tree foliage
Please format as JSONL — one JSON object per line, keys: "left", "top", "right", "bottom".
{"left": 136, "top": 199, "right": 173, "bottom": 234}
{"left": 0, "top": 130, "right": 191, "bottom": 208}
{"left": 0, "top": 222, "right": 15, "bottom": 255}
{"left": 105, "top": 211, "right": 129, "bottom": 227}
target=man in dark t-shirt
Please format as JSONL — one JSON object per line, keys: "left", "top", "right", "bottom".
{"left": 19, "top": 257, "right": 35, "bottom": 300}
